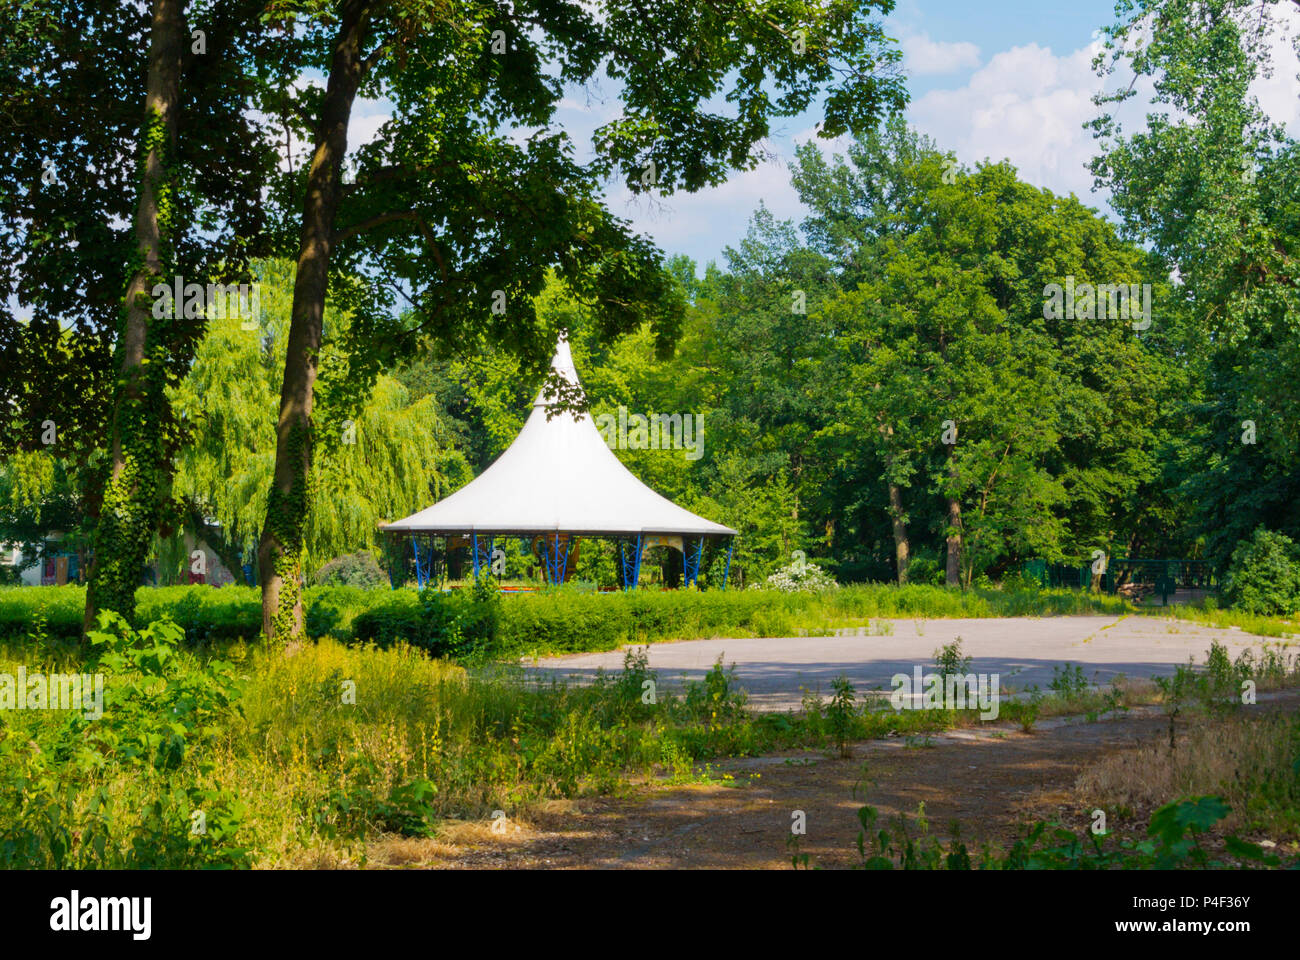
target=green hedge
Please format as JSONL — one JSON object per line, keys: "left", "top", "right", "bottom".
{"left": 0, "top": 585, "right": 87, "bottom": 639}
{"left": 0, "top": 582, "right": 1132, "bottom": 654}
{"left": 1222, "top": 529, "right": 1300, "bottom": 617}
{"left": 0, "top": 585, "right": 373, "bottom": 645}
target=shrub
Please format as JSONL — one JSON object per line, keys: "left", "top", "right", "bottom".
{"left": 136, "top": 585, "right": 263, "bottom": 644}
{"left": 904, "top": 554, "right": 947, "bottom": 587}
{"left": 762, "top": 558, "right": 839, "bottom": 593}
{"left": 1222, "top": 528, "right": 1300, "bottom": 617}
{"left": 849, "top": 796, "right": 1289, "bottom": 870}
{"left": 827, "top": 675, "right": 856, "bottom": 758}
{"left": 314, "top": 551, "right": 387, "bottom": 588}
{"left": 999, "top": 569, "right": 1039, "bottom": 591}
{"left": 932, "top": 639, "right": 972, "bottom": 683}
{"left": 0, "top": 611, "right": 250, "bottom": 868}
{"left": 1048, "top": 663, "right": 1088, "bottom": 699}
{"left": 0, "top": 584, "right": 87, "bottom": 639}
{"left": 352, "top": 580, "right": 500, "bottom": 657}
{"left": 348, "top": 589, "right": 424, "bottom": 647}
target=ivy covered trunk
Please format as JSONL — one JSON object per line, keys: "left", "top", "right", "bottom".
{"left": 83, "top": 0, "right": 185, "bottom": 633}
{"left": 258, "top": 3, "right": 368, "bottom": 641}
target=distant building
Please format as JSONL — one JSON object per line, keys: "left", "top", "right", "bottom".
{"left": 1, "top": 526, "right": 241, "bottom": 588}
{"left": 1, "top": 534, "right": 75, "bottom": 586}
{"left": 1, "top": 543, "right": 43, "bottom": 586}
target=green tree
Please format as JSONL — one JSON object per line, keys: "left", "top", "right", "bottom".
{"left": 810, "top": 136, "right": 1172, "bottom": 584}
{"left": 1089, "top": 0, "right": 1300, "bottom": 566}
{"left": 255, "top": 0, "right": 907, "bottom": 639}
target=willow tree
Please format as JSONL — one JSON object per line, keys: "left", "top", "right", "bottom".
{"left": 256, "top": 0, "right": 906, "bottom": 639}
{"left": 169, "top": 260, "right": 470, "bottom": 577}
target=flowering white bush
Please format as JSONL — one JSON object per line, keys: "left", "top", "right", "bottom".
{"left": 763, "top": 559, "right": 839, "bottom": 593}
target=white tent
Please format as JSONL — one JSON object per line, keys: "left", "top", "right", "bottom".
{"left": 383, "top": 335, "right": 735, "bottom": 587}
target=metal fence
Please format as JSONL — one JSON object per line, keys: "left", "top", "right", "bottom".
{"left": 1022, "top": 558, "right": 1217, "bottom": 606}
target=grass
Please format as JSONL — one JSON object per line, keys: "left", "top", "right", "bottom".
{"left": 0, "top": 615, "right": 998, "bottom": 867}
{"left": 7, "top": 609, "right": 1145, "bottom": 868}
{"left": 1136, "top": 598, "right": 1300, "bottom": 639}
{"left": 1077, "top": 711, "right": 1300, "bottom": 839}
{"left": 4, "top": 585, "right": 1296, "bottom": 869}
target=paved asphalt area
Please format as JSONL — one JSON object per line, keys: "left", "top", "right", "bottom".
{"left": 524, "top": 614, "right": 1292, "bottom": 711}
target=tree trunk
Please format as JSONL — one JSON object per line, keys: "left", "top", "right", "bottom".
{"left": 944, "top": 448, "right": 963, "bottom": 588}
{"left": 887, "top": 478, "right": 910, "bottom": 585}
{"left": 258, "top": 2, "right": 369, "bottom": 641}
{"left": 83, "top": 0, "right": 185, "bottom": 633}
{"left": 878, "top": 422, "right": 910, "bottom": 585}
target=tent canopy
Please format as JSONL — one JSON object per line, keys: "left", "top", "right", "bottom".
{"left": 383, "top": 336, "right": 736, "bottom": 539}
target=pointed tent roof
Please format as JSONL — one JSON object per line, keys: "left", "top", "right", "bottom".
{"left": 384, "top": 336, "right": 736, "bottom": 538}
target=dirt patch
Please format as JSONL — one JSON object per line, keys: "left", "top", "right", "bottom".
{"left": 367, "top": 694, "right": 1300, "bottom": 869}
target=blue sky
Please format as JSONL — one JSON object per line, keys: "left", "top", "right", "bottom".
{"left": 474, "top": 0, "right": 1297, "bottom": 272}
{"left": 532, "top": 0, "right": 1147, "bottom": 269}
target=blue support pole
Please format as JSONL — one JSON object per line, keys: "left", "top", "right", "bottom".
{"left": 684, "top": 536, "right": 704, "bottom": 587}
{"left": 472, "top": 533, "right": 481, "bottom": 580}
{"left": 544, "top": 534, "right": 572, "bottom": 585}
{"left": 620, "top": 536, "right": 641, "bottom": 590}
{"left": 722, "top": 538, "right": 734, "bottom": 589}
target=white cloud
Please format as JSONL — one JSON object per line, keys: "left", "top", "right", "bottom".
{"left": 900, "top": 31, "right": 981, "bottom": 75}
{"left": 1251, "top": 7, "right": 1300, "bottom": 136}
{"left": 791, "top": 123, "right": 851, "bottom": 159}
{"left": 347, "top": 99, "right": 392, "bottom": 156}
{"left": 908, "top": 42, "right": 1113, "bottom": 200}
{"left": 907, "top": 14, "right": 1300, "bottom": 206}
{"left": 7, "top": 297, "right": 32, "bottom": 324}
{"left": 610, "top": 156, "right": 804, "bottom": 265}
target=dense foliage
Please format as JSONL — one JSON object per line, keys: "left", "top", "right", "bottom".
{"left": 2, "top": 0, "right": 1297, "bottom": 623}
{"left": 1223, "top": 529, "right": 1300, "bottom": 617}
